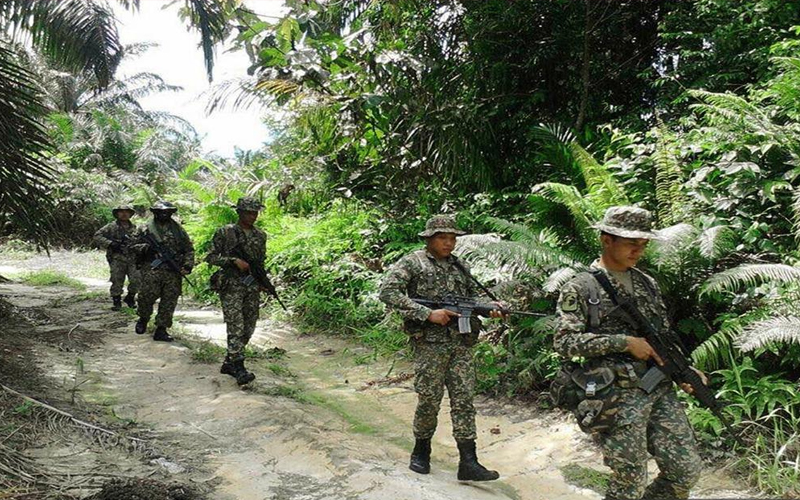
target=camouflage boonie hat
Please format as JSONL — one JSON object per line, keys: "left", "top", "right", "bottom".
{"left": 418, "top": 215, "right": 466, "bottom": 238}
{"left": 112, "top": 204, "right": 135, "bottom": 216}
{"left": 233, "top": 196, "right": 264, "bottom": 212}
{"left": 592, "top": 206, "right": 660, "bottom": 240}
{"left": 150, "top": 200, "right": 178, "bottom": 212}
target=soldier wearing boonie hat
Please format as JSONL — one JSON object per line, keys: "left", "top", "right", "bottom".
{"left": 379, "top": 214, "right": 502, "bottom": 481}
{"left": 553, "top": 206, "right": 703, "bottom": 500}
{"left": 130, "top": 200, "right": 194, "bottom": 342}
{"left": 93, "top": 204, "right": 140, "bottom": 311}
{"left": 205, "top": 196, "right": 267, "bottom": 386}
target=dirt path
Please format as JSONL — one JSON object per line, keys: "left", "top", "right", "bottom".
{"left": 0, "top": 250, "right": 751, "bottom": 499}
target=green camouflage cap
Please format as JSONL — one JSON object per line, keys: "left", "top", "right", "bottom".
{"left": 418, "top": 215, "right": 466, "bottom": 238}
{"left": 112, "top": 204, "right": 135, "bottom": 216}
{"left": 592, "top": 206, "right": 660, "bottom": 240}
{"left": 233, "top": 196, "right": 264, "bottom": 212}
{"left": 150, "top": 200, "right": 178, "bottom": 212}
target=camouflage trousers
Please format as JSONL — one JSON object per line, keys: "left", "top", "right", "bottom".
{"left": 219, "top": 283, "right": 260, "bottom": 363}
{"left": 108, "top": 258, "right": 139, "bottom": 297}
{"left": 599, "top": 384, "right": 701, "bottom": 500}
{"left": 411, "top": 339, "right": 477, "bottom": 441}
{"left": 137, "top": 268, "right": 182, "bottom": 329}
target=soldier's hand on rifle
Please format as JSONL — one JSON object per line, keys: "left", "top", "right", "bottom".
{"left": 109, "top": 241, "right": 122, "bottom": 252}
{"left": 234, "top": 258, "right": 250, "bottom": 272}
{"left": 680, "top": 367, "right": 709, "bottom": 395}
{"left": 428, "top": 309, "right": 459, "bottom": 326}
{"left": 488, "top": 302, "right": 509, "bottom": 320}
{"left": 181, "top": 267, "right": 191, "bottom": 276}
{"left": 625, "top": 336, "right": 664, "bottom": 366}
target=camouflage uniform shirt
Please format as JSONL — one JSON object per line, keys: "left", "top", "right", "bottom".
{"left": 555, "top": 261, "right": 701, "bottom": 500}
{"left": 379, "top": 249, "right": 479, "bottom": 342}
{"left": 93, "top": 220, "right": 138, "bottom": 264}
{"left": 205, "top": 223, "right": 267, "bottom": 291}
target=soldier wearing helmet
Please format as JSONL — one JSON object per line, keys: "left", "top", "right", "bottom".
{"left": 379, "top": 215, "right": 504, "bottom": 481}
{"left": 205, "top": 196, "right": 268, "bottom": 386}
{"left": 554, "top": 206, "right": 704, "bottom": 500}
{"left": 130, "top": 201, "right": 195, "bottom": 342}
{"left": 93, "top": 204, "right": 140, "bottom": 310}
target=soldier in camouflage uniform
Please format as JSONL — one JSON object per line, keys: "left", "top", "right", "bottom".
{"left": 379, "top": 215, "right": 503, "bottom": 481}
{"left": 555, "top": 206, "right": 704, "bottom": 500}
{"left": 130, "top": 201, "right": 194, "bottom": 342}
{"left": 93, "top": 204, "right": 139, "bottom": 310}
{"left": 205, "top": 197, "right": 268, "bottom": 386}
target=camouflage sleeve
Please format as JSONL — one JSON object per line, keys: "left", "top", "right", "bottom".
{"left": 205, "top": 227, "right": 237, "bottom": 269}
{"left": 92, "top": 223, "right": 114, "bottom": 249}
{"left": 553, "top": 280, "right": 628, "bottom": 358}
{"left": 378, "top": 257, "right": 431, "bottom": 322}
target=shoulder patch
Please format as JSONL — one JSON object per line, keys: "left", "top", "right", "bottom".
{"left": 561, "top": 292, "right": 579, "bottom": 312}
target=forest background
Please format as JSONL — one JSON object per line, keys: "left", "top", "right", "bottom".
{"left": 2, "top": 0, "right": 800, "bottom": 496}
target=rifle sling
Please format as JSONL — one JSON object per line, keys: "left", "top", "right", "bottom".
{"left": 452, "top": 257, "right": 499, "bottom": 302}
{"left": 589, "top": 269, "right": 642, "bottom": 331}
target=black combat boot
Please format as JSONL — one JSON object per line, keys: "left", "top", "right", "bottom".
{"left": 409, "top": 438, "right": 431, "bottom": 474}
{"left": 456, "top": 439, "right": 499, "bottom": 481}
{"left": 220, "top": 356, "right": 236, "bottom": 377}
{"left": 111, "top": 296, "right": 122, "bottom": 311}
{"left": 123, "top": 293, "right": 136, "bottom": 308}
{"left": 233, "top": 359, "right": 255, "bottom": 385}
{"left": 153, "top": 326, "right": 174, "bottom": 342}
{"left": 134, "top": 318, "right": 148, "bottom": 334}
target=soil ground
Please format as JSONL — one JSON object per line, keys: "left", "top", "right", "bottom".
{"left": 0, "top": 249, "right": 753, "bottom": 499}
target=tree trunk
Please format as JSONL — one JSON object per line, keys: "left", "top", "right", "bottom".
{"left": 575, "top": 0, "right": 592, "bottom": 132}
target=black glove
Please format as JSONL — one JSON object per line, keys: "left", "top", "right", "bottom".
{"left": 109, "top": 241, "right": 122, "bottom": 252}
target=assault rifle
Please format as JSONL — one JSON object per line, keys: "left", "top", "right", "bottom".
{"left": 613, "top": 296, "right": 744, "bottom": 446}
{"left": 410, "top": 296, "right": 545, "bottom": 334}
{"left": 230, "top": 244, "right": 288, "bottom": 311}
{"left": 109, "top": 233, "right": 131, "bottom": 253}
{"left": 140, "top": 232, "right": 197, "bottom": 288}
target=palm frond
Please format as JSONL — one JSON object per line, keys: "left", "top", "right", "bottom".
{"left": 737, "top": 316, "right": 800, "bottom": 352}
{"left": 653, "top": 223, "right": 697, "bottom": 264}
{"left": 482, "top": 216, "right": 539, "bottom": 242}
{"left": 653, "top": 130, "right": 685, "bottom": 225}
{"left": 531, "top": 182, "right": 595, "bottom": 228}
{"left": 0, "top": 41, "right": 54, "bottom": 246}
{"left": 543, "top": 267, "right": 581, "bottom": 293}
{"left": 204, "top": 76, "right": 279, "bottom": 114}
{"left": 3, "top": 0, "right": 123, "bottom": 88}
{"left": 529, "top": 123, "right": 576, "bottom": 175}
{"left": 701, "top": 264, "right": 800, "bottom": 296}
{"left": 698, "top": 225, "right": 736, "bottom": 260}
{"left": 454, "top": 233, "right": 501, "bottom": 256}
{"left": 180, "top": 0, "right": 231, "bottom": 82}
{"left": 568, "top": 142, "right": 628, "bottom": 208}
{"left": 465, "top": 229, "right": 577, "bottom": 276}
{"left": 691, "top": 321, "right": 740, "bottom": 371}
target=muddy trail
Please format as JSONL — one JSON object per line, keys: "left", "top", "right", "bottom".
{"left": 0, "top": 250, "right": 752, "bottom": 499}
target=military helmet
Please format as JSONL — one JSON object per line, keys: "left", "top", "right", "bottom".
{"left": 232, "top": 196, "right": 265, "bottom": 212}
{"left": 418, "top": 215, "right": 466, "bottom": 238}
{"left": 112, "top": 204, "right": 135, "bottom": 217}
{"left": 150, "top": 200, "right": 178, "bottom": 212}
{"left": 592, "top": 206, "right": 661, "bottom": 240}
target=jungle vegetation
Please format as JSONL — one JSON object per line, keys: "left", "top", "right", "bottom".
{"left": 2, "top": 0, "right": 800, "bottom": 495}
